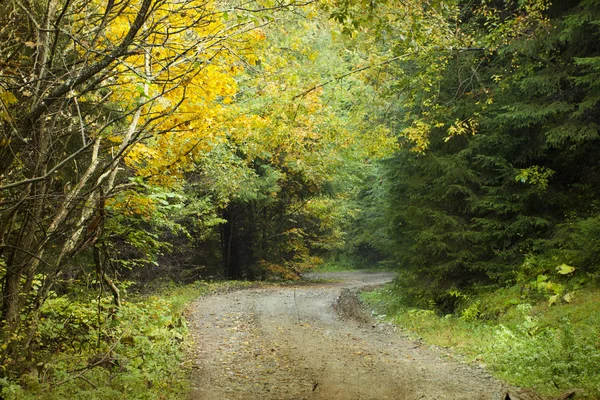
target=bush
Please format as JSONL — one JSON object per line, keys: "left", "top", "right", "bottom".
{"left": 362, "top": 284, "right": 600, "bottom": 398}
{"left": 0, "top": 288, "right": 191, "bottom": 399}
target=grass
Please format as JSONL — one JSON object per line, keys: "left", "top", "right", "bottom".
{"left": 361, "top": 285, "right": 600, "bottom": 399}
{"left": 313, "top": 260, "right": 357, "bottom": 272}
{"left": 313, "top": 256, "right": 393, "bottom": 273}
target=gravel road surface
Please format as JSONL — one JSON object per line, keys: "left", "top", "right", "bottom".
{"left": 187, "top": 271, "right": 507, "bottom": 400}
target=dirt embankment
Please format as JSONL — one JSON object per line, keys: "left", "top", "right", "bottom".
{"left": 186, "top": 271, "right": 510, "bottom": 400}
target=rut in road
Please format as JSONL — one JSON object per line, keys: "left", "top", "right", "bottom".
{"left": 186, "top": 271, "right": 507, "bottom": 400}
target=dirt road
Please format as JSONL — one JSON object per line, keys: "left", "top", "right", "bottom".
{"left": 187, "top": 271, "right": 506, "bottom": 399}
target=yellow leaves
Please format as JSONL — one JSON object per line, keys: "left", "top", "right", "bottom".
{"left": 125, "top": 123, "right": 225, "bottom": 188}
{"left": 562, "top": 292, "right": 574, "bottom": 303}
{"left": 125, "top": 143, "right": 159, "bottom": 169}
{"left": 537, "top": 263, "right": 575, "bottom": 307}
{"left": 106, "top": 192, "right": 157, "bottom": 220}
{"left": 252, "top": 29, "right": 267, "bottom": 41}
{"left": 474, "top": 0, "right": 551, "bottom": 51}
{"left": 301, "top": 87, "right": 323, "bottom": 114}
{"left": 515, "top": 166, "right": 555, "bottom": 190}
{"left": 106, "top": 14, "right": 133, "bottom": 42}
{"left": 401, "top": 120, "right": 431, "bottom": 153}
{"left": 446, "top": 117, "right": 478, "bottom": 140}
{"left": 77, "top": 0, "right": 266, "bottom": 188}
{"left": 107, "top": 135, "right": 123, "bottom": 144}
{"left": 246, "top": 53, "right": 259, "bottom": 66}
{"left": 259, "top": 260, "right": 302, "bottom": 280}
{"left": 0, "top": 89, "right": 17, "bottom": 122}
{"left": 556, "top": 264, "right": 575, "bottom": 275}
{"left": 356, "top": 125, "right": 397, "bottom": 158}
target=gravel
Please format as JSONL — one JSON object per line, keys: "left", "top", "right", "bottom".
{"left": 186, "top": 271, "right": 510, "bottom": 400}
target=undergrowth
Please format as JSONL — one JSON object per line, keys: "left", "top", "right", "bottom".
{"left": 315, "top": 254, "right": 392, "bottom": 272}
{"left": 0, "top": 280, "right": 255, "bottom": 400}
{"left": 314, "top": 259, "right": 358, "bottom": 272}
{"left": 361, "top": 285, "right": 600, "bottom": 399}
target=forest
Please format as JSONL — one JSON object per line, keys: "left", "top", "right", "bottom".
{"left": 0, "top": 0, "right": 599, "bottom": 398}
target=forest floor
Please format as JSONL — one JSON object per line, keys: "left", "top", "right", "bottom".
{"left": 186, "top": 271, "right": 512, "bottom": 400}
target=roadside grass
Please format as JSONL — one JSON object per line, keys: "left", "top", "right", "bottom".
{"left": 314, "top": 256, "right": 393, "bottom": 273}
{"left": 361, "top": 286, "right": 600, "bottom": 399}
{"left": 313, "top": 259, "right": 357, "bottom": 272}
{"left": 0, "top": 280, "right": 255, "bottom": 400}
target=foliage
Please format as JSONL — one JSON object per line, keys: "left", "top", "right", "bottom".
{"left": 2, "top": 0, "right": 599, "bottom": 395}
{"left": 0, "top": 278, "right": 263, "bottom": 399}
{"left": 192, "top": 8, "right": 397, "bottom": 280}
{"left": 0, "top": 291, "right": 190, "bottom": 399}
{"left": 1, "top": 0, "right": 397, "bottom": 380}
{"left": 362, "top": 284, "right": 600, "bottom": 398}
{"left": 345, "top": 0, "right": 600, "bottom": 310}
{"left": 0, "top": 0, "right": 268, "bottom": 365}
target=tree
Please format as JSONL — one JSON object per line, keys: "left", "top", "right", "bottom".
{"left": 0, "top": 0, "right": 262, "bottom": 370}
{"left": 348, "top": 0, "right": 600, "bottom": 308}
{"left": 206, "top": 9, "right": 396, "bottom": 279}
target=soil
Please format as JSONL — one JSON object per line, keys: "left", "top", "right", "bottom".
{"left": 186, "top": 271, "right": 510, "bottom": 400}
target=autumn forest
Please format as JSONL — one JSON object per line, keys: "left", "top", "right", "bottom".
{"left": 1, "top": 0, "right": 599, "bottom": 398}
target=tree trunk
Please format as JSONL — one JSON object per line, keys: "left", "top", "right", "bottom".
{"left": 221, "top": 207, "right": 241, "bottom": 279}
{"left": 94, "top": 245, "right": 120, "bottom": 308}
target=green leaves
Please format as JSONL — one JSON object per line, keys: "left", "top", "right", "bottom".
{"left": 7, "top": 290, "right": 192, "bottom": 399}
{"left": 556, "top": 264, "right": 575, "bottom": 275}
{"left": 345, "top": 0, "right": 600, "bottom": 312}
{"left": 515, "top": 166, "right": 555, "bottom": 190}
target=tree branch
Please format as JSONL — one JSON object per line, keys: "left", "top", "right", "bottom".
{"left": 0, "top": 140, "right": 95, "bottom": 191}
{"left": 293, "top": 54, "right": 407, "bottom": 100}
{"left": 25, "top": 0, "right": 153, "bottom": 123}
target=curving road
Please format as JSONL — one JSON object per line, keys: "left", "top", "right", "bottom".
{"left": 187, "top": 271, "right": 506, "bottom": 400}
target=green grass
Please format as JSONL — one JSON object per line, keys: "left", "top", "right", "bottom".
{"left": 313, "top": 261, "right": 356, "bottom": 272}
{"left": 314, "top": 255, "right": 392, "bottom": 273}
{"left": 361, "top": 285, "right": 600, "bottom": 399}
